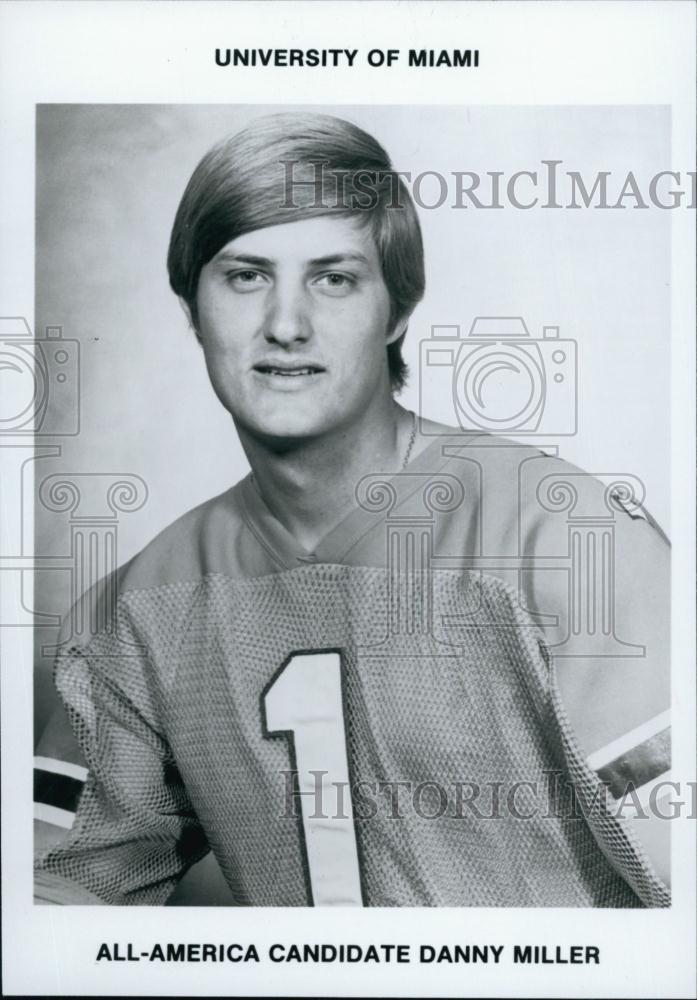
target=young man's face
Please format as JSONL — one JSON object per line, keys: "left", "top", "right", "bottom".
{"left": 193, "top": 214, "right": 402, "bottom": 443}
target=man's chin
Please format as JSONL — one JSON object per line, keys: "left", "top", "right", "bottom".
{"left": 235, "top": 413, "right": 332, "bottom": 447}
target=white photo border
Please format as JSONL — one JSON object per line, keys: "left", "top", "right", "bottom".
{"left": 1, "top": 2, "right": 695, "bottom": 997}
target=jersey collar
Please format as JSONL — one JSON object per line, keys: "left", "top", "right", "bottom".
{"left": 237, "top": 433, "right": 466, "bottom": 571}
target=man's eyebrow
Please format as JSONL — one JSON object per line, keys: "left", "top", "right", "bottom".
{"left": 308, "top": 253, "right": 370, "bottom": 267}
{"left": 213, "top": 252, "right": 272, "bottom": 267}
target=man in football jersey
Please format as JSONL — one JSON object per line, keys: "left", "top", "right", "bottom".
{"left": 34, "top": 112, "right": 671, "bottom": 906}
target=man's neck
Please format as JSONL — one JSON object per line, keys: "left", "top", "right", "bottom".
{"left": 238, "top": 400, "right": 414, "bottom": 553}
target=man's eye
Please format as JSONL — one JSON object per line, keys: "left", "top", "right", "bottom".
{"left": 314, "top": 273, "right": 355, "bottom": 293}
{"left": 227, "top": 270, "right": 267, "bottom": 288}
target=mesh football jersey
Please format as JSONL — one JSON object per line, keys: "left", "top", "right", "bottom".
{"left": 34, "top": 434, "right": 671, "bottom": 907}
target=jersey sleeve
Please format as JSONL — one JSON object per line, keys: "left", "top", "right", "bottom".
{"left": 518, "top": 455, "right": 671, "bottom": 905}
{"left": 34, "top": 704, "right": 89, "bottom": 861}
{"left": 34, "top": 584, "right": 210, "bottom": 905}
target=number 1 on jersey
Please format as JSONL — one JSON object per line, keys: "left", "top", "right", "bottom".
{"left": 263, "top": 650, "right": 364, "bottom": 906}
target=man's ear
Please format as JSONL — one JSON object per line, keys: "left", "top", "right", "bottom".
{"left": 386, "top": 313, "right": 411, "bottom": 346}
{"left": 178, "top": 297, "right": 194, "bottom": 329}
{"left": 178, "top": 297, "right": 203, "bottom": 343}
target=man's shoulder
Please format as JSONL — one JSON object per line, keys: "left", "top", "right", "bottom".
{"left": 422, "top": 429, "right": 668, "bottom": 582}
{"left": 422, "top": 422, "right": 564, "bottom": 474}
{"left": 118, "top": 481, "right": 247, "bottom": 594}
{"left": 58, "top": 481, "right": 250, "bottom": 647}
{"left": 427, "top": 427, "right": 579, "bottom": 518}
{"left": 435, "top": 429, "right": 662, "bottom": 530}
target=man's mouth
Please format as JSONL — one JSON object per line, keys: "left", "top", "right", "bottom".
{"left": 253, "top": 363, "right": 325, "bottom": 377}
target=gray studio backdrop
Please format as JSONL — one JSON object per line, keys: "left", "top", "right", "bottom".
{"left": 34, "top": 103, "right": 671, "bottom": 904}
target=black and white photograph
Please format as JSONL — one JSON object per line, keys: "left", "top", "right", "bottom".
{"left": 32, "top": 102, "right": 673, "bottom": 911}
{"left": 1, "top": 2, "right": 695, "bottom": 997}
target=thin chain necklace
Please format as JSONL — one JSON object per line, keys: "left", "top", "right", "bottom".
{"left": 401, "top": 409, "right": 417, "bottom": 470}
{"left": 250, "top": 410, "right": 418, "bottom": 490}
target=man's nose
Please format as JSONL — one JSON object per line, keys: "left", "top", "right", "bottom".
{"left": 263, "top": 283, "right": 311, "bottom": 345}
